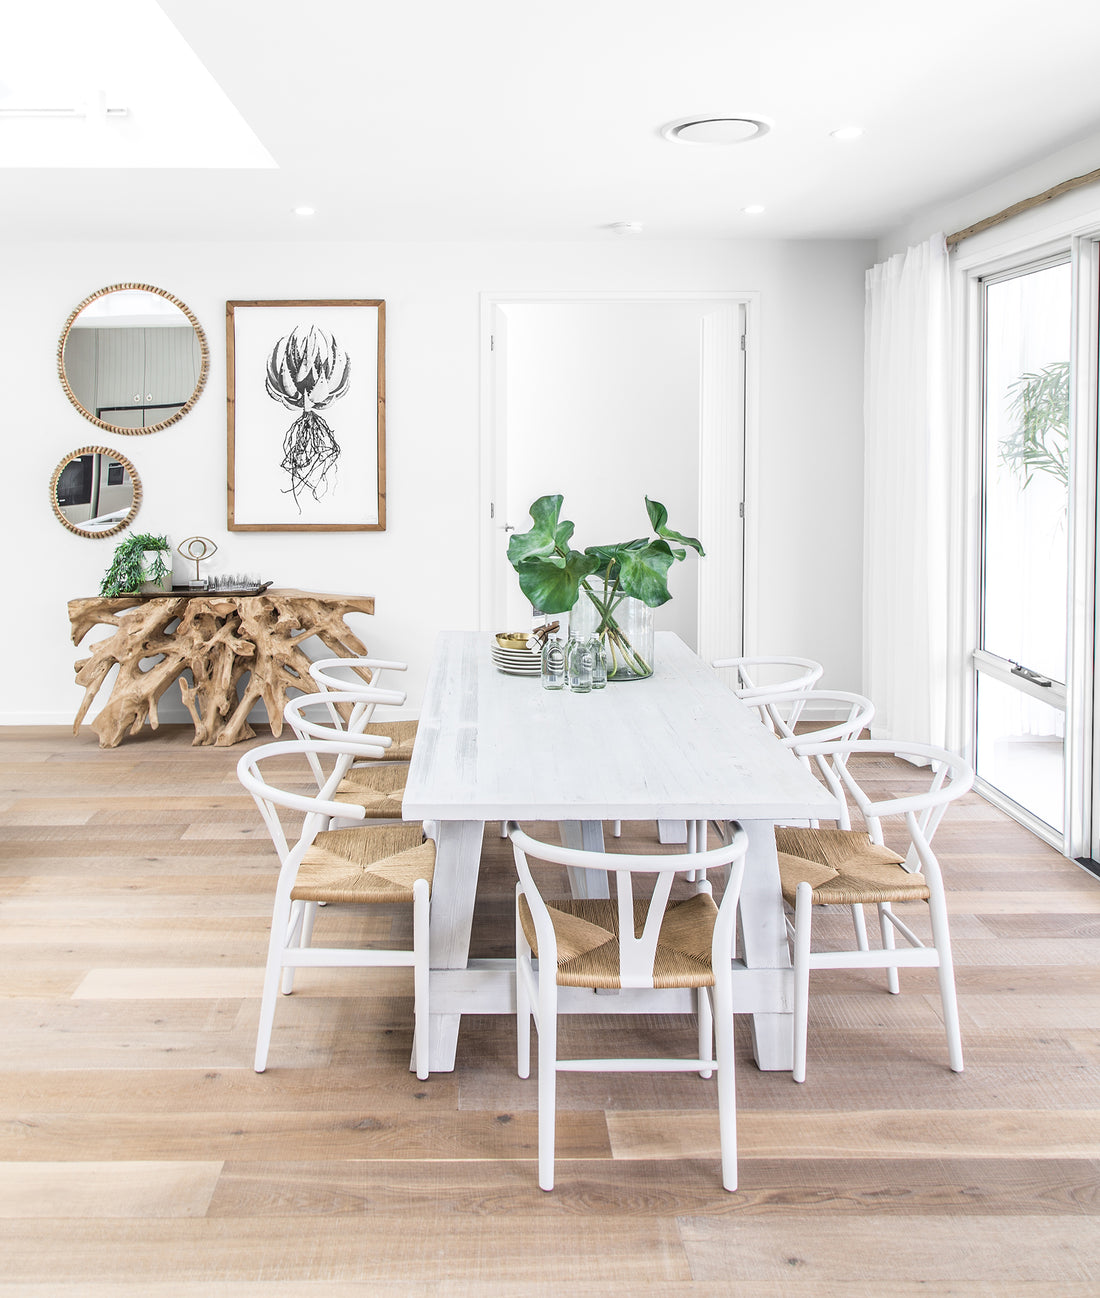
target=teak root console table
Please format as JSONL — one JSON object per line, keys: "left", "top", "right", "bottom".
{"left": 68, "top": 588, "right": 374, "bottom": 748}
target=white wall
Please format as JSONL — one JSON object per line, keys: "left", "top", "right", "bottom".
{"left": 3, "top": 236, "right": 873, "bottom": 729}
{"left": 878, "top": 126, "right": 1100, "bottom": 263}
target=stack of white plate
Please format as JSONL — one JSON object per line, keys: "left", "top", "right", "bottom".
{"left": 491, "top": 640, "right": 541, "bottom": 676}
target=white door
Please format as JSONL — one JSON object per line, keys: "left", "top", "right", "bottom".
{"left": 483, "top": 297, "right": 746, "bottom": 657}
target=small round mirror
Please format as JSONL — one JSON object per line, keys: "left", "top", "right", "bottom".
{"left": 50, "top": 446, "right": 142, "bottom": 538}
{"left": 58, "top": 283, "right": 209, "bottom": 434}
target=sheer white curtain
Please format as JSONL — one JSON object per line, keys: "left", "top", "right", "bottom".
{"left": 864, "top": 235, "right": 954, "bottom": 746}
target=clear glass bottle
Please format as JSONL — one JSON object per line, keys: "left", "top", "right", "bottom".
{"left": 567, "top": 635, "right": 594, "bottom": 693}
{"left": 589, "top": 635, "right": 607, "bottom": 689}
{"left": 541, "top": 634, "right": 566, "bottom": 690}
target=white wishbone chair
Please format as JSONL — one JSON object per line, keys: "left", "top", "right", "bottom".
{"left": 776, "top": 738, "right": 974, "bottom": 1083}
{"left": 711, "top": 655, "right": 825, "bottom": 732}
{"left": 308, "top": 657, "right": 420, "bottom": 761}
{"left": 237, "top": 739, "right": 435, "bottom": 1078}
{"left": 510, "top": 820, "right": 749, "bottom": 1192}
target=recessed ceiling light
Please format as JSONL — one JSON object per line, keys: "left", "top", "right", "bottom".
{"left": 608, "top": 220, "right": 643, "bottom": 235}
{"left": 661, "top": 115, "right": 772, "bottom": 145}
{"left": 293, "top": 205, "right": 316, "bottom": 217}
{"left": 829, "top": 126, "right": 864, "bottom": 141}
{"left": 741, "top": 205, "right": 766, "bottom": 215}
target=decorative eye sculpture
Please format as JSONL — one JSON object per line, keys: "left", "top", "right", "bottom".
{"left": 177, "top": 535, "right": 218, "bottom": 585}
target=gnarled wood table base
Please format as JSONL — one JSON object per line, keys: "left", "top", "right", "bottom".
{"left": 68, "top": 588, "right": 374, "bottom": 748}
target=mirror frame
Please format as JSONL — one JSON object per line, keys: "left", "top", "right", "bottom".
{"left": 50, "top": 445, "right": 142, "bottom": 539}
{"left": 57, "top": 282, "right": 209, "bottom": 435}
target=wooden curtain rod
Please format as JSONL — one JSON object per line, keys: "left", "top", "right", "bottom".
{"left": 945, "top": 165, "right": 1100, "bottom": 247}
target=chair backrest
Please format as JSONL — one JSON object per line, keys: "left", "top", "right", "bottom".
{"left": 309, "top": 656, "right": 408, "bottom": 695}
{"left": 744, "top": 687, "right": 873, "bottom": 746}
{"left": 237, "top": 738, "right": 385, "bottom": 861}
{"left": 285, "top": 686, "right": 406, "bottom": 783}
{"left": 509, "top": 822, "right": 748, "bottom": 990}
{"left": 786, "top": 738, "right": 975, "bottom": 873}
{"left": 711, "top": 655, "right": 824, "bottom": 699}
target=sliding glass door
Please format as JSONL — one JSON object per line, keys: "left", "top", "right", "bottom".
{"left": 975, "top": 258, "right": 1071, "bottom": 838}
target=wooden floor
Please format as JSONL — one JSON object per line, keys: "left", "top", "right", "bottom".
{"left": 1, "top": 725, "right": 1099, "bottom": 1295}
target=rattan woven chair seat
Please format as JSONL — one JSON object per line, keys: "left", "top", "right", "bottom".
{"left": 332, "top": 764, "right": 408, "bottom": 816}
{"left": 359, "top": 719, "right": 418, "bottom": 761}
{"left": 518, "top": 893, "right": 719, "bottom": 989}
{"left": 291, "top": 824, "right": 434, "bottom": 904}
{"left": 775, "top": 825, "right": 927, "bottom": 907}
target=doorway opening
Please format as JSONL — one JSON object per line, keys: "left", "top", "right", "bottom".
{"left": 479, "top": 293, "right": 755, "bottom": 666}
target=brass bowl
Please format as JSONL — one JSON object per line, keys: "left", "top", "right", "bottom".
{"left": 495, "top": 631, "right": 531, "bottom": 650}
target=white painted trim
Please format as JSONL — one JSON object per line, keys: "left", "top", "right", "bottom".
{"left": 959, "top": 240, "right": 1094, "bottom": 859}
{"left": 1, "top": 712, "right": 80, "bottom": 726}
{"left": 478, "top": 290, "right": 762, "bottom": 651}
{"left": 975, "top": 777, "right": 1065, "bottom": 853}
{"left": 1071, "top": 235, "right": 1100, "bottom": 861}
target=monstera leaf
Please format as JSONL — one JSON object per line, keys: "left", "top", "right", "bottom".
{"left": 506, "top": 493, "right": 704, "bottom": 612}
{"left": 513, "top": 550, "right": 600, "bottom": 614}
{"left": 646, "top": 497, "right": 705, "bottom": 556}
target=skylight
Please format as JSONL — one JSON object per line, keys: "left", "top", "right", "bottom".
{"left": 0, "top": 0, "right": 275, "bottom": 169}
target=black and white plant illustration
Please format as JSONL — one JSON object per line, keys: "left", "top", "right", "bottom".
{"left": 265, "top": 324, "right": 351, "bottom": 509}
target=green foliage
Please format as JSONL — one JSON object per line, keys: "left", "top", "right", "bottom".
{"left": 1000, "top": 361, "right": 1069, "bottom": 489}
{"left": 506, "top": 495, "right": 704, "bottom": 615}
{"left": 99, "top": 532, "right": 171, "bottom": 597}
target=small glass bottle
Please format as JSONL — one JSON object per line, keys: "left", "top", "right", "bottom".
{"left": 541, "top": 634, "right": 566, "bottom": 690}
{"left": 589, "top": 635, "right": 607, "bottom": 689}
{"left": 567, "top": 635, "right": 594, "bottom": 693}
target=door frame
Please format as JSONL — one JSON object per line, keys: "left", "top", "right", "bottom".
{"left": 956, "top": 233, "right": 1099, "bottom": 858}
{"left": 477, "top": 289, "right": 762, "bottom": 654}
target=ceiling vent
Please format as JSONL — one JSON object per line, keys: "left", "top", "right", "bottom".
{"left": 661, "top": 116, "right": 772, "bottom": 145}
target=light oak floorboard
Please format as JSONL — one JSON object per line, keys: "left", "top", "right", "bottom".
{"left": 0, "top": 725, "right": 1098, "bottom": 1292}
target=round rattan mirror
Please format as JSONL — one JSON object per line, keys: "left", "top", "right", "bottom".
{"left": 58, "top": 283, "right": 209, "bottom": 434}
{"left": 50, "top": 446, "right": 142, "bottom": 538}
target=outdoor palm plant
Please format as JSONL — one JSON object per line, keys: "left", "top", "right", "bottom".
{"left": 999, "top": 360, "right": 1069, "bottom": 489}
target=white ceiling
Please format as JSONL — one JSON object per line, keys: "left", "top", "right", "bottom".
{"left": 4, "top": 0, "right": 1100, "bottom": 243}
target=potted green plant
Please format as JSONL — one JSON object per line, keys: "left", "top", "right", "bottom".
{"left": 99, "top": 532, "right": 173, "bottom": 597}
{"left": 506, "top": 495, "right": 704, "bottom": 679}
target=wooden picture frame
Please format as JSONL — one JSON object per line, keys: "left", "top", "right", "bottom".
{"left": 226, "top": 299, "right": 385, "bottom": 531}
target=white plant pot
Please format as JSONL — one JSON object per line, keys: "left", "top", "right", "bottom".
{"left": 138, "top": 552, "right": 173, "bottom": 594}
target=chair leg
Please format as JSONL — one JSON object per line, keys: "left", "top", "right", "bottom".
{"left": 711, "top": 981, "right": 738, "bottom": 1192}
{"left": 697, "top": 985, "right": 713, "bottom": 1079}
{"left": 516, "top": 888, "right": 531, "bottom": 1080}
{"left": 255, "top": 890, "right": 294, "bottom": 1073}
{"left": 928, "top": 890, "right": 964, "bottom": 1073}
{"left": 412, "top": 879, "right": 430, "bottom": 1081}
{"left": 282, "top": 901, "right": 317, "bottom": 995}
{"left": 850, "top": 901, "right": 870, "bottom": 951}
{"left": 537, "top": 982, "right": 558, "bottom": 1192}
{"left": 878, "top": 903, "right": 901, "bottom": 994}
{"left": 792, "top": 881, "right": 813, "bottom": 1084}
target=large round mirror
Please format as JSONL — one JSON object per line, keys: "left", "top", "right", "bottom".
{"left": 50, "top": 446, "right": 142, "bottom": 538}
{"left": 58, "top": 283, "right": 209, "bottom": 434}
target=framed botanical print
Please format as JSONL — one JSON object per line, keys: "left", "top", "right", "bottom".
{"left": 226, "top": 299, "right": 385, "bottom": 530}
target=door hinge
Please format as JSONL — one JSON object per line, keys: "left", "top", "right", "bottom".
{"left": 490, "top": 334, "right": 495, "bottom": 351}
{"left": 738, "top": 501, "right": 745, "bottom": 518}
{"left": 490, "top": 501, "right": 495, "bottom": 519}
{"left": 740, "top": 334, "right": 746, "bottom": 351}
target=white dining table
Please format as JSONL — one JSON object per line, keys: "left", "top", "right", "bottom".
{"left": 401, "top": 630, "right": 837, "bottom": 1073}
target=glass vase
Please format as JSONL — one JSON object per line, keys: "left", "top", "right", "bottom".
{"left": 575, "top": 584, "right": 654, "bottom": 681}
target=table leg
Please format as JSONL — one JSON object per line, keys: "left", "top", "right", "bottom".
{"left": 421, "top": 819, "right": 485, "bottom": 1073}
{"left": 559, "top": 820, "right": 610, "bottom": 898}
{"left": 737, "top": 818, "right": 794, "bottom": 1071}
